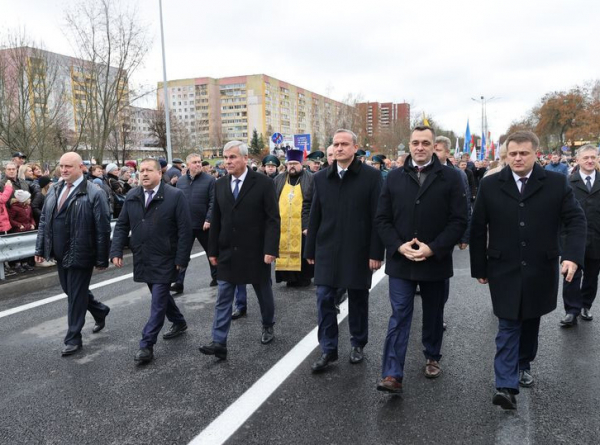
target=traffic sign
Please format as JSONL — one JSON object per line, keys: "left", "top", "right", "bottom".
{"left": 272, "top": 133, "right": 283, "bottom": 144}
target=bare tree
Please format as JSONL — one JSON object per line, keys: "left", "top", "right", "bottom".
{"left": 147, "top": 104, "right": 193, "bottom": 160}
{"left": 64, "top": 0, "right": 151, "bottom": 163}
{"left": 0, "top": 31, "right": 70, "bottom": 163}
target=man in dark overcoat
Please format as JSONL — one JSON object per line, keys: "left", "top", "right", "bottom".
{"left": 170, "top": 152, "right": 216, "bottom": 294}
{"left": 560, "top": 144, "right": 600, "bottom": 326}
{"left": 110, "top": 158, "right": 193, "bottom": 365}
{"left": 470, "top": 131, "right": 586, "bottom": 410}
{"left": 375, "top": 126, "right": 467, "bottom": 394}
{"left": 305, "top": 129, "right": 384, "bottom": 372}
{"left": 199, "top": 141, "right": 280, "bottom": 360}
{"left": 35, "top": 152, "right": 111, "bottom": 357}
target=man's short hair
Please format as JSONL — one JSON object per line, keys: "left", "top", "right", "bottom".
{"left": 435, "top": 136, "right": 451, "bottom": 151}
{"left": 577, "top": 144, "right": 599, "bottom": 157}
{"left": 505, "top": 131, "right": 539, "bottom": 151}
{"left": 223, "top": 140, "right": 248, "bottom": 156}
{"left": 186, "top": 153, "right": 202, "bottom": 164}
{"left": 412, "top": 125, "right": 436, "bottom": 139}
{"left": 140, "top": 158, "right": 161, "bottom": 171}
{"left": 334, "top": 129, "right": 358, "bottom": 145}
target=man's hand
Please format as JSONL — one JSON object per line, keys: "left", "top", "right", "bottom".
{"left": 306, "top": 258, "right": 315, "bottom": 265}
{"left": 170, "top": 176, "right": 178, "bottom": 185}
{"left": 369, "top": 259, "right": 382, "bottom": 271}
{"left": 112, "top": 257, "right": 123, "bottom": 268}
{"left": 458, "top": 243, "right": 468, "bottom": 250}
{"left": 209, "top": 256, "right": 218, "bottom": 266}
{"left": 561, "top": 260, "right": 578, "bottom": 283}
{"left": 203, "top": 222, "right": 210, "bottom": 231}
{"left": 264, "top": 255, "right": 276, "bottom": 264}
{"left": 412, "top": 240, "right": 433, "bottom": 259}
{"left": 477, "top": 278, "right": 488, "bottom": 284}
{"left": 34, "top": 255, "right": 44, "bottom": 263}
{"left": 399, "top": 238, "right": 432, "bottom": 262}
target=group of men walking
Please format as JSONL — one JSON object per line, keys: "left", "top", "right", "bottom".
{"left": 34, "top": 125, "right": 595, "bottom": 410}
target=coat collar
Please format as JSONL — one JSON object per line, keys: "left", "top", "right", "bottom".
{"left": 498, "top": 163, "right": 546, "bottom": 201}
{"left": 325, "top": 156, "right": 361, "bottom": 179}
{"left": 225, "top": 167, "right": 257, "bottom": 206}
{"left": 570, "top": 171, "right": 600, "bottom": 195}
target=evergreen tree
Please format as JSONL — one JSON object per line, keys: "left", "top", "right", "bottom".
{"left": 250, "top": 129, "right": 261, "bottom": 156}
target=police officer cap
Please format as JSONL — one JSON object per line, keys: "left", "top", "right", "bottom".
{"left": 356, "top": 149, "right": 367, "bottom": 158}
{"left": 262, "top": 155, "right": 280, "bottom": 167}
{"left": 307, "top": 150, "right": 324, "bottom": 162}
{"left": 372, "top": 155, "right": 385, "bottom": 164}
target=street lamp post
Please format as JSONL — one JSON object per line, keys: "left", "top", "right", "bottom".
{"left": 159, "top": 0, "right": 172, "bottom": 164}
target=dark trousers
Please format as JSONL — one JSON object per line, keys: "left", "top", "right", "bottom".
{"left": 563, "top": 257, "right": 600, "bottom": 314}
{"left": 212, "top": 280, "right": 274, "bottom": 344}
{"left": 57, "top": 262, "right": 109, "bottom": 346}
{"left": 175, "top": 229, "right": 217, "bottom": 285}
{"left": 140, "top": 283, "right": 186, "bottom": 349}
{"left": 233, "top": 285, "right": 248, "bottom": 311}
{"left": 494, "top": 317, "right": 540, "bottom": 392}
{"left": 316, "top": 285, "right": 369, "bottom": 353}
{"left": 381, "top": 278, "right": 445, "bottom": 379}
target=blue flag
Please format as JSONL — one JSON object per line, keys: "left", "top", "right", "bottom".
{"left": 480, "top": 132, "right": 486, "bottom": 160}
{"left": 464, "top": 120, "right": 471, "bottom": 154}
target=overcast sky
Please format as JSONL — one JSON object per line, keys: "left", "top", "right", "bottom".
{"left": 2, "top": 0, "right": 599, "bottom": 141}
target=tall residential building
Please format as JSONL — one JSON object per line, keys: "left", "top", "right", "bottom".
{"left": 157, "top": 74, "right": 353, "bottom": 150}
{"left": 357, "top": 101, "right": 410, "bottom": 140}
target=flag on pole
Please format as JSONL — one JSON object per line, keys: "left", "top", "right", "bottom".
{"left": 455, "top": 137, "right": 460, "bottom": 155}
{"left": 480, "top": 132, "right": 486, "bottom": 160}
{"left": 422, "top": 112, "right": 430, "bottom": 126}
{"left": 470, "top": 144, "right": 477, "bottom": 162}
{"left": 464, "top": 120, "right": 471, "bottom": 154}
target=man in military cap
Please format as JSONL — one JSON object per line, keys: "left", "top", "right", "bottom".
{"left": 356, "top": 149, "right": 367, "bottom": 163}
{"left": 306, "top": 150, "right": 324, "bottom": 173}
{"left": 372, "top": 155, "right": 389, "bottom": 180}
{"left": 273, "top": 149, "right": 314, "bottom": 287}
{"left": 263, "top": 154, "right": 280, "bottom": 179}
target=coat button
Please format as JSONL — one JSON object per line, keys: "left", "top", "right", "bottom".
{"left": 520, "top": 222, "right": 525, "bottom": 227}
{"left": 519, "top": 203, "right": 524, "bottom": 207}
{"left": 234, "top": 247, "right": 237, "bottom": 251}
{"left": 416, "top": 200, "right": 420, "bottom": 204}
{"left": 521, "top": 241, "right": 526, "bottom": 247}
{"left": 521, "top": 261, "right": 527, "bottom": 266}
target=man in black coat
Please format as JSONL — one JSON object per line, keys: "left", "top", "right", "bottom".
{"left": 470, "top": 131, "right": 586, "bottom": 410}
{"left": 170, "top": 153, "right": 217, "bottom": 293}
{"left": 199, "top": 141, "right": 280, "bottom": 360}
{"left": 35, "top": 152, "right": 111, "bottom": 356}
{"left": 110, "top": 158, "right": 193, "bottom": 364}
{"left": 375, "top": 126, "right": 467, "bottom": 394}
{"left": 560, "top": 144, "right": 600, "bottom": 326}
{"left": 305, "top": 129, "right": 384, "bottom": 372}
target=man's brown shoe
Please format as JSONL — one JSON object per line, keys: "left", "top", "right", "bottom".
{"left": 425, "top": 359, "right": 442, "bottom": 379}
{"left": 377, "top": 376, "right": 403, "bottom": 394}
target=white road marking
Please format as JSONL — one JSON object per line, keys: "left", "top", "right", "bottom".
{"left": 189, "top": 267, "right": 388, "bottom": 445}
{"left": 0, "top": 252, "right": 206, "bottom": 319}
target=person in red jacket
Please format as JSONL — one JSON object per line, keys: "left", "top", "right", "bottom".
{"left": 8, "top": 189, "right": 36, "bottom": 273}
{"left": 0, "top": 180, "right": 14, "bottom": 234}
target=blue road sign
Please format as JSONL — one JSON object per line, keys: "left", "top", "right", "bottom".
{"left": 272, "top": 133, "right": 283, "bottom": 144}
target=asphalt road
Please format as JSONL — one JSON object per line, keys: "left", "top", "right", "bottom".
{"left": 1, "top": 248, "right": 599, "bottom": 445}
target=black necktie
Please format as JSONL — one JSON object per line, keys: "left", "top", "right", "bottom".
{"left": 586, "top": 176, "right": 592, "bottom": 192}
{"left": 339, "top": 170, "right": 346, "bottom": 179}
{"left": 233, "top": 179, "right": 241, "bottom": 199}
{"left": 519, "top": 177, "right": 528, "bottom": 195}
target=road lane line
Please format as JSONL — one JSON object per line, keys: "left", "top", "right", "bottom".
{"left": 189, "top": 267, "right": 388, "bottom": 445}
{"left": 0, "top": 252, "right": 206, "bottom": 319}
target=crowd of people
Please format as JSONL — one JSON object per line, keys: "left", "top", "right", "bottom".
{"left": 2, "top": 127, "right": 598, "bottom": 411}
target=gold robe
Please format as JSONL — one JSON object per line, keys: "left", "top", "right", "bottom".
{"left": 275, "top": 180, "right": 303, "bottom": 271}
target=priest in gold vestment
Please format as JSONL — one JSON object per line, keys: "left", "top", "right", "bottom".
{"left": 273, "top": 149, "right": 314, "bottom": 287}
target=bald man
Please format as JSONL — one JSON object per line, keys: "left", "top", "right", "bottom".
{"left": 35, "top": 152, "right": 111, "bottom": 356}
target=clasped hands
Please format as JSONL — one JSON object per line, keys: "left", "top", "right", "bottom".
{"left": 399, "top": 238, "right": 433, "bottom": 262}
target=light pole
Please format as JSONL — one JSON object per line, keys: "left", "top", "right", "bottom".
{"left": 159, "top": 0, "right": 172, "bottom": 163}
{"left": 471, "top": 96, "right": 498, "bottom": 143}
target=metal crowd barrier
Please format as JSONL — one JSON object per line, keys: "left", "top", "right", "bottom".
{"left": 0, "top": 221, "right": 117, "bottom": 281}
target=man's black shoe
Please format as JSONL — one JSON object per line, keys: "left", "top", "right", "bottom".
{"left": 162, "top": 322, "right": 188, "bottom": 340}
{"left": 559, "top": 313, "right": 578, "bottom": 327}
{"left": 170, "top": 284, "right": 184, "bottom": 295}
{"left": 581, "top": 308, "right": 593, "bottom": 321}
{"left": 135, "top": 348, "right": 154, "bottom": 364}
{"left": 311, "top": 352, "right": 338, "bottom": 373}
{"left": 519, "top": 370, "right": 534, "bottom": 387}
{"left": 92, "top": 308, "right": 110, "bottom": 334}
{"left": 61, "top": 344, "right": 82, "bottom": 356}
{"left": 492, "top": 389, "right": 517, "bottom": 410}
{"left": 209, "top": 279, "right": 218, "bottom": 287}
{"left": 261, "top": 326, "right": 274, "bottom": 344}
{"left": 231, "top": 308, "right": 247, "bottom": 320}
{"left": 349, "top": 346, "right": 364, "bottom": 364}
{"left": 199, "top": 342, "right": 227, "bottom": 359}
